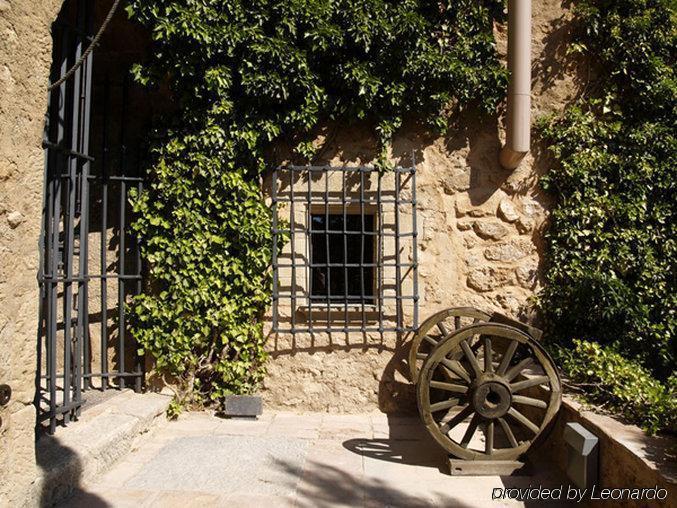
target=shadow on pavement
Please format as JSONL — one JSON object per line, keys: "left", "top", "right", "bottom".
{"left": 275, "top": 458, "right": 477, "bottom": 508}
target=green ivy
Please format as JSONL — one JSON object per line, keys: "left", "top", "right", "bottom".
{"left": 125, "top": 0, "right": 506, "bottom": 410}
{"left": 556, "top": 341, "right": 676, "bottom": 435}
{"left": 539, "top": 0, "right": 675, "bottom": 430}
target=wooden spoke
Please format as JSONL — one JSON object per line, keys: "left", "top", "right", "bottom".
{"left": 439, "top": 405, "right": 473, "bottom": 434}
{"left": 497, "top": 340, "right": 518, "bottom": 376}
{"left": 417, "top": 321, "right": 561, "bottom": 461}
{"left": 460, "top": 340, "right": 483, "bottom": 378}
{"left": 511, "top": 375, "right": 550, "bottom": 392}
{"left": 498, "top": 417, "right": 519, "bottom": 448}
{"left": 409, "top": 307, "right": 490, "bottom": 382}
{"left": 508, "top": 407, "right": 540, "bottom": 434}
{"left": 484, "top": 337, "right": 493, "bottom": 373}
{"left": 460, "top": 414, "right": 480, "bottom": 448}
{"left": 504, "top": 357, "right": 533, "bottom": 381}
{"left": 423, "top": 335, "right": 438, "bottom": 347}
{"left": 430, "top": 398, "right": 460, "bottom": 413}
{"left": 512, "top": 395, "right": 547, "bottom": 409}
{"left": 430, "top": 380, "right": 468, "bottom": 394}
{"left": 485, "top": 420, "right": 494, "bottom": 455}
{"left": 440, "top": 358, "right": 471, "bottom": 384}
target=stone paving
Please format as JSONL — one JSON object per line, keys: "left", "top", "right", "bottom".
{"left": 62, "top": 411, "right": 564, "bottom": 507}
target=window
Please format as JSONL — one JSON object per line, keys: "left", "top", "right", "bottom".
{"left": 270, "top": 164, "right": 419, "bottom": 336}
{"left": 310, "top": 214, "right": 375, "bottom": 304}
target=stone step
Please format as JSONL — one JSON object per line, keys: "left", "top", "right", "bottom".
{"left": 27, "top": 390, "right": 171, "bottom": 507}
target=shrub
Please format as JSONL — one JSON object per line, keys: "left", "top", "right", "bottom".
{"left": 539, "top": 0, "right": 675, "bottom": 380}
{"left": 557, "top": 340, "right": 676, "bottom": 435}
{"left": 539, "top": 0, "right": 675, "bottom": 432}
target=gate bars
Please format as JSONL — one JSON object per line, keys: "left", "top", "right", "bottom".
{"left": 271, "top": 164, "right": 419, "bottom": 337}
{"left": 37, "top": 0, "right": 144, "bottom": 433}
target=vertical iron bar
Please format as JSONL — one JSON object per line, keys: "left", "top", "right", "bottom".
{"left": 324, "top": 168, "right": 331, "bottom": 334}
{"left": 37, "top": 59, "right": 53, "bottom": 417}
{"left": 48, "top": 24, "right": 70, "bottom": 433}
{"left": 100, "top": 77, "right": 110, "bottom": 390}
{"left": 118, "top": 73, "right": 128, "bottom": 390}
{"left": 271, "top": 168, "right": 279, "bottom": 333}
{"left": 289, "top": 167, "right": 296, "bottom": 340}
{"left": 377, "top": 170, "right": 384, "bottom": 340}
{"left": 76, "top": 0, "right": 94, "bottom": 402}
{"left": 359, "top": 169, "right": 366, "bottom": 332}
{"left": 62, "top": 12, "right": 86, "bottom": 423}
{"left": 342, "top": 169, "right": 348, "bottom": 335}
{"left": 306, "top": 169, "right": 312, "bottom": 334}
{"left": 134, "top": 144, "right": 143, "bottom": 392}
{"left": 410, "top": 161, "right": 419, "bottom": 331}
{"left": 394, "top": 169, "right": 402, "bottom": 334}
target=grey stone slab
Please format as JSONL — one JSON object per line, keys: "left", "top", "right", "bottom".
{"left": 125, "top": 435, "right": 310, "bottom": 496}
{"left": 110, "top": 392, "right": 172, "bottom": 425}
{"left": 32, "top": 391, "right": 171, "bottom": 507}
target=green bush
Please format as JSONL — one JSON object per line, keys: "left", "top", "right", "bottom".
{"left": 539, "top": 0, "right": 675, "bottom": 379}
{"left": 539, "top": 0, "right": 675, "bottom": 432}
{"left": 125, "top": 0, "right": 506, "bottom": 410}
{"left": 557, "top": 341, "right": 676, "bottom": 435}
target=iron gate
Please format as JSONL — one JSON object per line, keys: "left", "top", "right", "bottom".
{"left": 37, "top": 0, "right": 145, "bottom": 433}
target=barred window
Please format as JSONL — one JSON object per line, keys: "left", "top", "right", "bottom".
{"left": 270, "top": 165, "right": 418, "bottom": 337}
{"left": 310, "top": 213, "right": 375, "bottom": 305}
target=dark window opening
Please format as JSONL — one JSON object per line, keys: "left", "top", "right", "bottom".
{"left": 310, "top": 214, "right": 375, "bottom": 304}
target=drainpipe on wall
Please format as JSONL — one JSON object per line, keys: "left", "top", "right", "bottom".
{"left": 499, "top": 0, "right": 532, "bottom": 170}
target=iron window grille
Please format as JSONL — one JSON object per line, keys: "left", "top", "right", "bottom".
{"left": 271, "top": 164, "right": 419, "bottom": 337}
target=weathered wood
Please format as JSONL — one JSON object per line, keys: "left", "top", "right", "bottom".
{"left": 448, "top": 458, "right": 529, "bottom": 476}
{"left": 408, "top": 307, "right": 490, "bottom": 383}
{"left": 416, "top": 322, "right": 562, "bottom": 462}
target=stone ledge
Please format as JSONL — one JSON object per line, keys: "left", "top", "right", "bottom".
{"left": 25, "top": 390, "right": 171, "bottom": 507}
{"left": 541, "top": 396, "right": 676, "bottom": 507}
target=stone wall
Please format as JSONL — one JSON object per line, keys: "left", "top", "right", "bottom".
{"left": 0, "top": 0, "right": 582, "bottom": 500}
{"left": 0, "top": 0, "right": 64, "bottom": 504}
{"left": 262, "top": 0, "right": 583, "bottom": 413}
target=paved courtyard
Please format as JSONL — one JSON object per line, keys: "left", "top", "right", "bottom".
{"left": 62, "top": 411, "right": 564, "bottom": 507}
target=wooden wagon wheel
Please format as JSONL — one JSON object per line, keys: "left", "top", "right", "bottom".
{"left": 408, "top": 307, "right": 490, "bottom": 382}
{"left": 417, "top": 323, "right": 561, "bottom": 461}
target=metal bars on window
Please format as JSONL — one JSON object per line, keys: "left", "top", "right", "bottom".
{"left": 37, "top": 0, "right": 144, "bottom": 433}
{"left": 271, "top": 165, "right": 419, "bottom": 337}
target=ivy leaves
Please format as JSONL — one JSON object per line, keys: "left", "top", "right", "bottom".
{"left": 539, "top": 0, "right": 675, "bottom": 416}
{"left": 556, "top": 341, "right": 676, "bottom": 434}
{"left": 128, "top": 0, "right": 506, "bottom": 170}
{"left": 125, "top": 0, "right": 505, "bottom": 408}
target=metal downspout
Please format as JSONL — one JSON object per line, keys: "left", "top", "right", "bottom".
{"left": 499, "top": 0, "right": 532, "bottom": 170}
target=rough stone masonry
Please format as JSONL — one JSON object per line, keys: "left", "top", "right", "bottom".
{"left": 0, "top": 0, "right": 584, "bottom": 504}
{"left": 262, "top": 0, "right": 584, "bottom": 413}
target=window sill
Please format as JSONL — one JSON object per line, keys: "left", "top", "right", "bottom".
{"left": 297, "top": 304, "right": 380, "bottom": 318}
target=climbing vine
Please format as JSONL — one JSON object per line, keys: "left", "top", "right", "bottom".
{"left": 126, "top": 0, "right": 506, "bottom": 411}
{"left": 539, "top": 0, "right": 675, "bottom": 432}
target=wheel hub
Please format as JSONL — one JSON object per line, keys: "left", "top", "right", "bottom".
{"left": 471, "top": 380, "right": 511, "bottom": 419}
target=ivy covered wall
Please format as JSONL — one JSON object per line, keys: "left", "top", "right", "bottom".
{"left": 539, "top": 0, "right": 675, "bottom": 433}
{"left": 125, "top": 0, "right": 511, "bottom": 412}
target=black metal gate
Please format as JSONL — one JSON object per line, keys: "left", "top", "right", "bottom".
{"left": 37, "top": 0, "right": 144, "bottom": 433}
